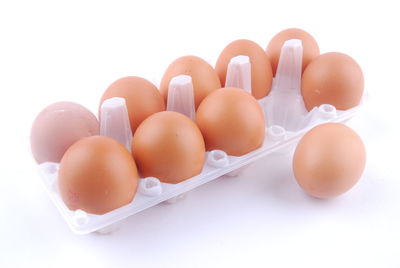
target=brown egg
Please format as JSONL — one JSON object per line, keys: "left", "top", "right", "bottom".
{"left": 196, "top": 87, "right": 265, "bottom": 156}
{"left": 301, "top": 52, "right": 364, "bottom": 111}
{"left": 58, "top": 136, "right": 138, "bottom": 215}
{"left": 293, "top": 123, "right": 366, "bottom": 199}
{"left": 266, "top": 28, "right": 320, "bottom": 75}
{"left": 160, "top": 56, "right": 221, "bottom": 109}
{"left": 31, "top": 102, "right": 99, "bottom": 164}
{"left": 132, "top": 111, "right": 205, "bottom": 184}
{"left": 100, "top": 76, "right": 165, "bottom": 134}
{"left": 215, "top": 39, "right": 273, "bottom": 99}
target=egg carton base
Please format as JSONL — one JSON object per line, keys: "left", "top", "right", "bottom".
{"left": 37, "top": 39, "right": 362, "bottom": 234}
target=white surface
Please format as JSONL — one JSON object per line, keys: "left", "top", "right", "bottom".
{"left": 0, "top": 0, "right": 399, "bottom": 267}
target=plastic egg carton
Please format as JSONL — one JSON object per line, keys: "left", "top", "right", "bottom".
{"left": 37, "top": 39, "right": 361, "bottom": 234}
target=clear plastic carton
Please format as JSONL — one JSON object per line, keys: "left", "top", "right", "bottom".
{"left": 37, "top": 39, "right": 361, "bottom": 234}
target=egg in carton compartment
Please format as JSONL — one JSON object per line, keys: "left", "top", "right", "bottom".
{"left": 37, "top": 39, "right": 362, "bottom": 234}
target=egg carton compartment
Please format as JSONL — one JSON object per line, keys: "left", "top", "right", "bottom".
{"left": 37, "top": 39, "right": 362, "bottom": 234}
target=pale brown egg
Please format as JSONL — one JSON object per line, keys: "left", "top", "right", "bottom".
{"left": 160, "top": 56, "right": 221, "bottom": 109}
{"left": 58, "top": 136, "right": 138, "bottom": 215}
{"left": 266, "top": 28, "right": 320, "bottom": 75}
{"left": 293, "top": 123, "right": 366, "bottom": 199}
{"left": 215, "top": 39, "right": 273, "bottom": 99}
{"left": 132, "top": 111, "right": 205, "bottom": 184}
{"left": 196, "top": 87, "right": 265, "bottom": 156}
{"left": 301, "top": 52, "right": 364, "bottom": 111}
{"left": 30, "top": 102, "right": 99, "bottom": 164}
{"left": 100, "top": 76, "right": 165, "bottom": 134}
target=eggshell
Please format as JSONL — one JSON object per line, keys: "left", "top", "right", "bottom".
{"left": 160, "top": 56, "right": 221, "bottom": 109}
{"left": 215, "top": 39, "right": 273, "bottom": 99}
{"left": 132, "top": 111, "right": 205, "bottom": 184}
{"left": 301, "top": 52, "right": 364, "bottom": 111}
{"left": 58, "top": 136, "right": 138, "bottom": 215}
{"left": 266, "top": 28, "right": 320, "bottom": 75}
{"left": 30, "top": 102, "right": 99, "bottom": 164}
{"left": 196, "top": 87, "right": 265, "bottom": 156}
{"left": 293, "top": 123, "right": 366, "bottom": 198}
{"left": 100, "top": 76, "right": 165, "bottom": 134}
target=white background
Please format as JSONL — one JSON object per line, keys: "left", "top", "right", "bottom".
{"left": 1, "top": 0, "right": 399, "bottom": 267}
